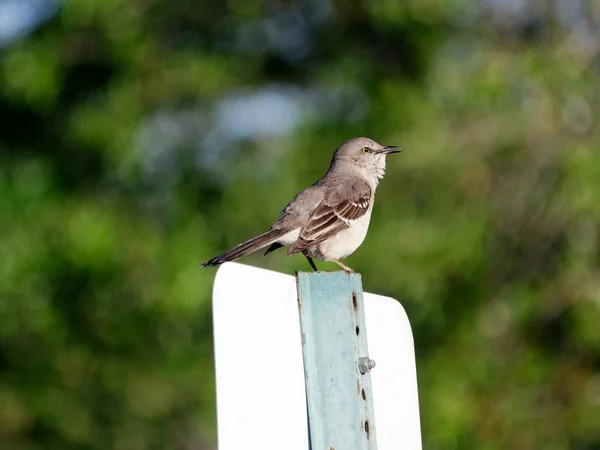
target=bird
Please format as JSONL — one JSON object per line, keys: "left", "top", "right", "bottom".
{"left": 200, "top": 137, "right": 401, "bottom": 272}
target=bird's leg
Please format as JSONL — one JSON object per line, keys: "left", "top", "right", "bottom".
{"left": 331, "top": 258, "right": 355, "bottom": 273}
{"left": 303, "top": 252, "right": 319, "bottom": 272}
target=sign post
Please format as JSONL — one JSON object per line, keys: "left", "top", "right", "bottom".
{"left": 297, "top": 271, "right": 377, "bottom": 450}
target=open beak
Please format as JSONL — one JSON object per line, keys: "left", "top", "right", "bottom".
{"left": 379, "top": 145, "right": 401, "bottom": 155}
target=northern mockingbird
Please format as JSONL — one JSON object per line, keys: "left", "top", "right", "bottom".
{"left": 200, "top": 137, "right": 400, "bottom": 272}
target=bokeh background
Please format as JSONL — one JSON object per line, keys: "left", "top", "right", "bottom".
{"left": 1, "top": 0, "right": 600, "bottom": 449}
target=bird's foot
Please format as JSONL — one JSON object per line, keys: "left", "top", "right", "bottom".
{"left": 331, "top": 258, "right": 355, "bottom": 273}
{"left": 303, "top": 253, "right": 319, "bottom": 272}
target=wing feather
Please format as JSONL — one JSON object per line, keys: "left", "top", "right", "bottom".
{"left": 287, "top": 180, "right": 372, "bottom": 255}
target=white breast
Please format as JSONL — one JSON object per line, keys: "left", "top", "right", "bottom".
{"left": 313, "top": 207, "right": 373, "bottom": 261}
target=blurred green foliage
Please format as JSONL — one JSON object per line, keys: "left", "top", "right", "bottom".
{"left": 1, "top": 0, "right": 599, "bottom": 449}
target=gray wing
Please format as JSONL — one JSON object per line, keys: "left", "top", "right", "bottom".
{"left": 269, "top": 181, "right": 327, "bottom": 231}
{"left": 287, "top": 179, "right": 371, "bottom": 255}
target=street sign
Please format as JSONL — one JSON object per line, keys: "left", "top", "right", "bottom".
{"left": 212, "top": 262, "right": 421, "bottom": 450}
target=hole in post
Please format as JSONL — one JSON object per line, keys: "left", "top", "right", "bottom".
{"left": 361, "top": 389, "right": 366, "bottom": 400}
{"left": 364, "top": 420, "right": 370, "bottom": 439}
{"left": 355, "top": 326, "right": 360, "bottom": 335}
{"left": 352, "top": 293, "right": 358, "bottom": 311}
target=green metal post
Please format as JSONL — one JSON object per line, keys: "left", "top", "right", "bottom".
{"left": 296, "top": 271, "right": 378, "bottom": 450}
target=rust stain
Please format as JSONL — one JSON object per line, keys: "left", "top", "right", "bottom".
{"left": 364, "top": 420, "right": 370, "bottom": 440}
{"left": 362, "top": 388, "right": 366, "bottom": 401}
{"left": 329, "top": 447, "right": 335, "bottom": 450}
{"left": 352, "top": 293, "right": 358, "bottom": 312}
{"left": 356, "top": 380, "right": 361, "bottom": 395}
{"left": 295, "top": 272, "right": 302, "bottom": 312}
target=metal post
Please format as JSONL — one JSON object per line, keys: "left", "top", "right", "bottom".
{"left": 296, "top": 271, "right": 378, "bottom": 450}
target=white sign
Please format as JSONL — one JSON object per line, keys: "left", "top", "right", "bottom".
{"left": 212, "top": 262, "right": 421, "bottom": 450}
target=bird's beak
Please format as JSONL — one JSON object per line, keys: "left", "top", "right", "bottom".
{"left": 379, "top": 145, "right": 401, "bottom": 155}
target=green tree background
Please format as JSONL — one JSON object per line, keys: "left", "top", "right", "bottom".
{"left": 1, "top": 0, "right": 599, "bottom": 449}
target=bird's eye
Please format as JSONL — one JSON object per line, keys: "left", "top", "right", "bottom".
{"left": 362, "top": 147, "right": 371, "bottom": 154}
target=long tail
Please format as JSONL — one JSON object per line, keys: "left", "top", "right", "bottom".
{"left": 200, "top": 229, "right": 287, "bottom": 268}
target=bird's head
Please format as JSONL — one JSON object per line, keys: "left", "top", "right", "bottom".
{"left": 331, "top": 137, "right": 401, "bottom": 181}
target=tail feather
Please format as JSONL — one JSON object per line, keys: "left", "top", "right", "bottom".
{"left": 264, "top": 242, "right": 284, "bottom": 256}
{"left": 200, "top": 229, "right": 286, "bottom": 268}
